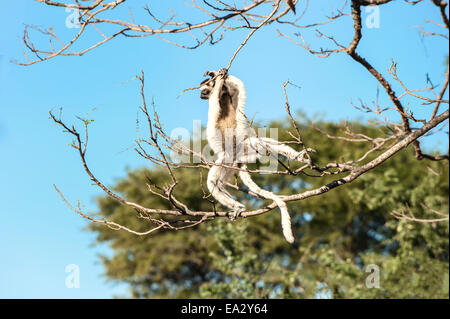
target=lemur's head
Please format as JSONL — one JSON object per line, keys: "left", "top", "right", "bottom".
{"left": 199, "top": 77, "right": 215, "bottom": 100}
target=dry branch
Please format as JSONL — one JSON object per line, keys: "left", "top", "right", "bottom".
{"left": 32, "top": 0, "right": 448, "bottom": 236}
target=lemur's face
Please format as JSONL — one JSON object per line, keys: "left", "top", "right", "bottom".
{"left": 200, "top": 78, "right": 214, "bottom": 100}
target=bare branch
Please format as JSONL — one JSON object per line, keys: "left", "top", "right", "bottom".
{"left": 49, "top": 71, "right": 449, "bottom": 236}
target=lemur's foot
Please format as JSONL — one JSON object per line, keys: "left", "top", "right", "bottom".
{"left": 228, "top": 205, "right": 245, "bottom": 221}
{"left": 295, "top": 148, "right": 316, "bottom": 163}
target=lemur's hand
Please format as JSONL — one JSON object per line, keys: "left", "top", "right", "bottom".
{"left": 218, "top": 68, "right": 228, "bottom": 77}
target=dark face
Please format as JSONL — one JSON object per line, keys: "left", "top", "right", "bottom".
{"left": 200, "top": 78, "right": 214, "bottom": 100}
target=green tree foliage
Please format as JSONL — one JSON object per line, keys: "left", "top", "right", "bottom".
{"left": 88, "top": 118, "right": 449, "bottom": 298}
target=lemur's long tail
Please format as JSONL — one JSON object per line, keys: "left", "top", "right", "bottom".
{"left": 238, "top": 165, "right": 294, "bottom": 243}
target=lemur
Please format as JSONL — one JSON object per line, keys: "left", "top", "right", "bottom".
{"left": 200, "top": 69, "right": 313, "bottom": 243}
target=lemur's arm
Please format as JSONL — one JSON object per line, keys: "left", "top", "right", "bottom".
{"left": 208, "top": 75, "right": 225, "bottom": 123}
{"left": 224, "top": 75, "right": 247, "bottom": 132}
{"left": 206, "top": 72, "right": 227, "bottom": 154}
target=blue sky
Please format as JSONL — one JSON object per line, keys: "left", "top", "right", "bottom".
{"left": 0, "top": 1, "right": 448, "bottom": 298}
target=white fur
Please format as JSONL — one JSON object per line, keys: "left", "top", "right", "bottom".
{"left": 206, "top": 77, "right": 245, "bottom": 213}
{"left": 205, "top": 73, "right": 309, "bottom": 243}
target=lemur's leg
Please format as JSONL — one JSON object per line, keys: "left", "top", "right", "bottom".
{"left": 247, "top": 137, "right": 315, "bottom": 164}
{"left": 207, "top": 156, "right": 245, "bottom": 220}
